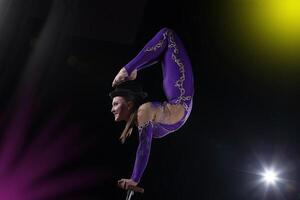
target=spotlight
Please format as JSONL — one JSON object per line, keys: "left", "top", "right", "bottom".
{"left": 261, "top": 169, "right": 279, "bottom": 185}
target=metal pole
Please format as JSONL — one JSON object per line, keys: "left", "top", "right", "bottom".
{"left": 126, "top": 190, "right": 134, "bottom": 200}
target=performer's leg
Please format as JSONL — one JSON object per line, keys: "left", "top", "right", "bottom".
{"left": 124, "top": 28, "right": 194, "bottom": 106}
{"left": 124, "top": 28, "right": 169, "bottom": 75}
{"left": 161, "top": 29, "right": 194, "bottom": 106}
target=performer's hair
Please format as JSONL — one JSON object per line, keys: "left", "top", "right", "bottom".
{"left": 119, "top": 97, "right": 143, "bottom": 144}
{"left": 123, "top": 94, "right": 143, "bottom": 111}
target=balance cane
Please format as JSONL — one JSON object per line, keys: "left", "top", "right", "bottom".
{"left": 125, "top": 185, "right": 144, "bottom": 200}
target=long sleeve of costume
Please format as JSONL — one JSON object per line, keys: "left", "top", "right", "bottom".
{"left": 131, "top": 122, "right": 153, "bottom": 183}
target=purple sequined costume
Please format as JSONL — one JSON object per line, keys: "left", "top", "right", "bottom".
{"left": 124, "top": 27, "right": 194, "bottom": 183}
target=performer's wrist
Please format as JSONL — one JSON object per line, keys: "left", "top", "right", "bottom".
{"left": 130, "top": 175, "right": 140, "bottom": 183}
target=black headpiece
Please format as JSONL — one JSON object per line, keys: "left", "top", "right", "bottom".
{"left": 109, "top": 81, "right": 148, "bottom": 100}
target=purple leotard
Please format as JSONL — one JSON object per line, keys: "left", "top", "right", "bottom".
{"left": 124, "top": 27, "right": 194, "bottom": 183}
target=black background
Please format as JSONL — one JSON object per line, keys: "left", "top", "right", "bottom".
{"left": 0, "top": 0, "right": 299, "bottom": 199}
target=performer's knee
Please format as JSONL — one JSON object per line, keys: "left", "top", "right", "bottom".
{"left": 160, "top": 27, "right": 173, "bottom": 33}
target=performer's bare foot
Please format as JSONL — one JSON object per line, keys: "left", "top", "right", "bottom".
{"left": 112, "top": 68, "right": 137, "bottom": 87}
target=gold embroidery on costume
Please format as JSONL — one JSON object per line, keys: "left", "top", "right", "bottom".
{"left": 145, "top": 31, "right": 168, "bottom": 52}
{"left": 144, "top": 29, "right": 192, "bottom": 111}
{"left": 138, "top": 120, "right": 153, "bottom": 131}
{"left": 167, "top": 31, "right": 192, "bottom": 111}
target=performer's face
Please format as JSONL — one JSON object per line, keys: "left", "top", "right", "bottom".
{"left": 111, "top": 96, "right": 133, "bottom": 122}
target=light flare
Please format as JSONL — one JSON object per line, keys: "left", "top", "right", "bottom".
{"left": 261, "top": 169, "right": 279, "bottom": 185}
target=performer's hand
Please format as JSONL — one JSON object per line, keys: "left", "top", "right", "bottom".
{"left": 117, "top": 178, "right": 138, "bottom": 190}
{"left": 112, "top": 68, "right": 137, "bottom": 87}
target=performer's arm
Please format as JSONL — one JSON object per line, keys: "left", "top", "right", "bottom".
{"left": 130, "top": 103, "right": 156, "bottom": 183}
{"left": 131, "top": 121, "right": 153, "bottom": 183}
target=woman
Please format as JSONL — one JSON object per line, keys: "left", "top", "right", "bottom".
{"left": 110, "top": 27, "right": 194, "bottom": 190}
